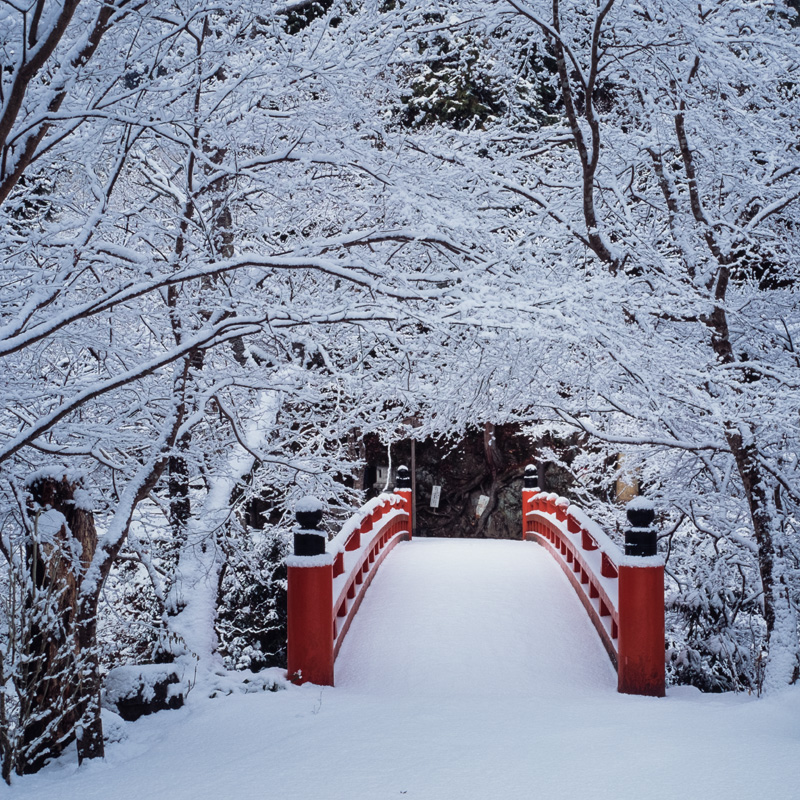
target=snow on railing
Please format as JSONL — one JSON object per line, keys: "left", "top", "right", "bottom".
{"left": 522, "top": 469, "right": 665, "bottom": 697}
{"left": 329, "top": 492, "right": 410, "bottom": 660}
{"left": 286, "top": 468, "right": 412, "bottom": 686}
{"left": 524, "top": 491, "right": 621, "bottom": 655}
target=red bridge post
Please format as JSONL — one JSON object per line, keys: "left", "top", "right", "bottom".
{"left": 617, "top": 564, "right": 665, "bottom": 696}
{"left": 287, "top": 498, "right": 334, "bottom": 685}
{"left": 617, "top": 500, "right": 665, "bottom": 697}
{"left": 521, "top": 465, "right": 538, "bottom": 535}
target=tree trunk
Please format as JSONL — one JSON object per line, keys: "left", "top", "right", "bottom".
{"left": 726, "top": 434, "right": 799, "bottom": 689}
{"left": 705, "top": 267, "right": 798, "bottom": 689}
{"left": 168, "top": 448, "right": 192, "bottom": 536}
{"left": 74, "top": 608, "right": 104, "bottom": 763}
{"left": 21, "top": 473, "right": 101, "bottom": 773}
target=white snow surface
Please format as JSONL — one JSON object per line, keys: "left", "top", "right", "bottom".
{"left": 7, "top": 539, "right": 800, "bottom": 799}
{"left": 294, "top": 495, "right": 325, "bottom": 513}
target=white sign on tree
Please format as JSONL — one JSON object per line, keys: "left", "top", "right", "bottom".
{"left": 475, "top": 495, "right": 490, "bottom": 517}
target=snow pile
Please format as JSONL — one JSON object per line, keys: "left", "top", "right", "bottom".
{"left": 295, "top": 496, "right": 325, "bottom": 514}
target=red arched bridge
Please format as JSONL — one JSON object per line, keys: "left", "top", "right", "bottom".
{"left": 286, "top": 466, "right": 665, "bottom": 697}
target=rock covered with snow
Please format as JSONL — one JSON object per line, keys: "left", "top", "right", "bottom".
{"left": 100, "top": 708, "right": 128, "bottom": 744}
{"left": 103, "top": 663, "right": 187, "bottom": 721}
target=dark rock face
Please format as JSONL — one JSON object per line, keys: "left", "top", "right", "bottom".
{"left": 366, "top": 424, "right": 547, "bottom": 539}
{"left": 541, "top": 459, "right": 575, "bottom": 496}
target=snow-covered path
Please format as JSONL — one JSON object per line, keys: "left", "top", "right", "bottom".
{"left": 335, "top": 538, "right": 615, "bottom": 696}
{"left": 8, "top": 539, "right": 800, "bottom": 799}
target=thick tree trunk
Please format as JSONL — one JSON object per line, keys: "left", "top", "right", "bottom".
{"left": 74, "top": 611, "right": 104, "bottom": 763}
{"left": 705, "top": 267, "right": 798, "bottom": 689}
{"left": 168, "top": 448, "right": 192, "bottom": 535}
{"left": 21, "top": 473, "right": 101, "bottom": 773}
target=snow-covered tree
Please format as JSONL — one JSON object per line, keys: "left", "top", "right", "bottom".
{"left": 477, "top": 0, "right": 800, "bottom": 689}
{"left": 0, "top": 0, "right": 497, "bottom": 775}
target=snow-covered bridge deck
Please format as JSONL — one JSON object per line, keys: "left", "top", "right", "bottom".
{"left": 336, "top": 538, "right": 614, "bottom": 695}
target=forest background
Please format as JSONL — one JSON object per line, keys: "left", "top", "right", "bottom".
{"left": 1, "top": 0, "right": 799, "bottom": 780}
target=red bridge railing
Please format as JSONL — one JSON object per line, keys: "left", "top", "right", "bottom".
{"left": 286, "top": 472, "right": 412, "bottom": 685}
{"left": 286, "top": 464, "right": 663, "bottom": 696}
{"left": 523, "top": 475, "right": 665, "bottom": 696}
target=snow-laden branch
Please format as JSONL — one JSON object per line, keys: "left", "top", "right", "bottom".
{"left": 0, "top": 240, "right": 476, "bottom": 359}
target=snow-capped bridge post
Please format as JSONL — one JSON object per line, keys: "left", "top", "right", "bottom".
{"left": 617, "top": 500, "right": 665, "bottom": 697}
{"left": 394, "top": 465, "right": 413, "bottom": 538}
{"left": 522, "top": 464, "right": 538, "bottom": 516}
{"left": 287, "top": 498, "right": 335, "bottom": 686}
{"left": 522, "top": 467, "right": 665, "bottom": 697}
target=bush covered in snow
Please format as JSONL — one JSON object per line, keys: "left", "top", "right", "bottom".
{"left": 215, "top": 527, "right": 291, "bottom": 672}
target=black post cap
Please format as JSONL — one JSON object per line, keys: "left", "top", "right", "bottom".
{"left": 294, "top": 496, "right": 326, "bottom": 556}
{"left": 295, "top": 496, "right": 324, "bottom": 530}
{"left": 626, "top": 504, "right": 655, "bottom": 529}
{"left": 294, "top": 530, "right": 326, "bottom": 556}
{"left": 624, "top": 528, "right": 657, "bottom": 557}
{"left": 624, "top": 497, "right": 657, "bottom": 556}
{"left": 523, "top": 464, "right": 539, "bottom": 489}
{"left": 395, "top": 465, "right": 411, "bottom": 489}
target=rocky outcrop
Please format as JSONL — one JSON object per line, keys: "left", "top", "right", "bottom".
{"left": 365, "top": 424, "right": 577, "bottom": 539}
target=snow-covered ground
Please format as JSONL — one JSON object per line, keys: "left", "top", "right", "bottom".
{"left": 7, "top": 539, "right": 799, "bottom": 799}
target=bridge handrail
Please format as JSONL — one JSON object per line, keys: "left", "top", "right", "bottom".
{"left": 286, "top": 486, "right": 412, "bottom": 686}
{"left": 524, "top": 486, "right": 665, "bottom": 697}
{"left": 564, "top": 502, "right": 624, "bottom": 565}
{"left": 330, "top": 493, "right": 410, "bottom": 659}
{"left": 328, "top": 492, "right": 405, "bottom": 555}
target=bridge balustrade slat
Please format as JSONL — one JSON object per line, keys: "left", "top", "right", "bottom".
{"left": 601, "top": 552, "right": 618, "bottom": 579}
{"left": 333, "top": 552, "right": 344, "bottom": 577}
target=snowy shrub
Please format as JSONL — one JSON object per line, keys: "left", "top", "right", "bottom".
{"left": 98, "top": 556, "right": 163, "bottom": 669}
{"left": 664, "top": 529, "right": 766, "bottom": 693}
{"left": 215, "top": 526, "right": 291, "bottom": 672}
